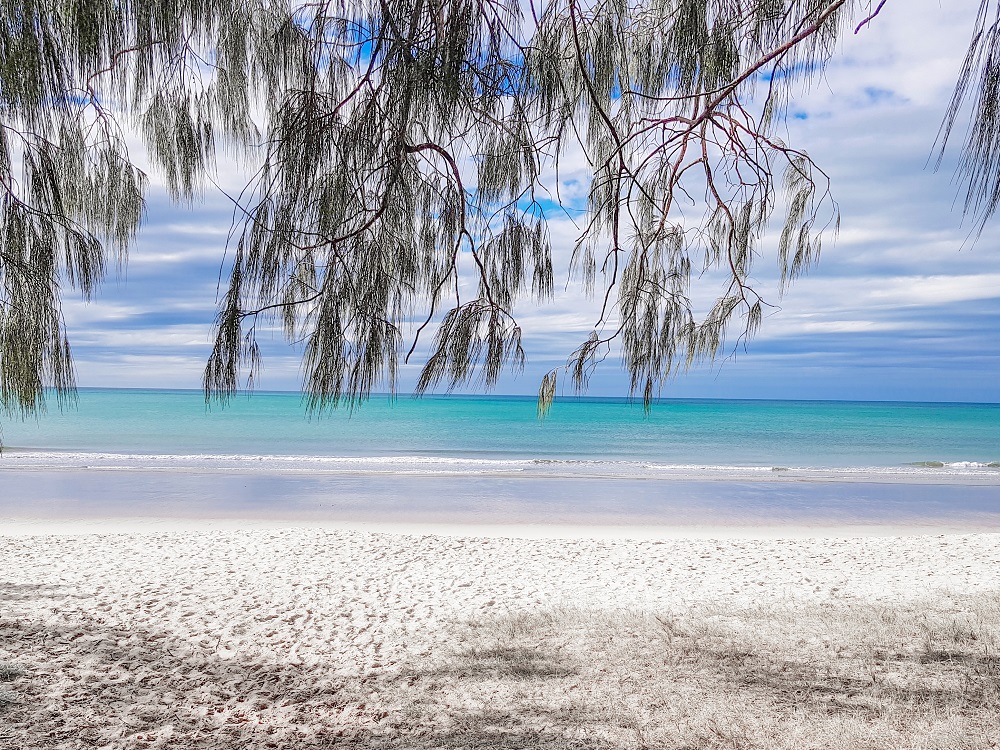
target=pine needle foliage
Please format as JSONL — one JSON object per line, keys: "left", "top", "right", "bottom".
{"left": 937, "top": 0, "right": 1000, "bottom": 234}
{"left": 0, "top": 0, "right": 282, "bottom": 418}
{"left": 3, "top": 0, "right": 983, "bottom": 420}
{"left": 205, "top": 0, "right": 860, "bottom": 414}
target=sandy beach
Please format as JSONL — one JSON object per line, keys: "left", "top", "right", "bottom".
{"left": 2, "top": 523, "right": 999, "bottom": 748}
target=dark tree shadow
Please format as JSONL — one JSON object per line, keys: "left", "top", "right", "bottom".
{"left": 0, "top": 602, "right": 606, "bottom": 749}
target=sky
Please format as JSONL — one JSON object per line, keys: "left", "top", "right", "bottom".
{"left": 61, "top": 1, "right": 1000, "bottom": 403}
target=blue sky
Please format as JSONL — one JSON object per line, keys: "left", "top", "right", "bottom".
{"left": 63, "top": 2, "right": 1000, "bottom": 402}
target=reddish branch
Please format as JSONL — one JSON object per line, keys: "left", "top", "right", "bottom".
{"left": 854, "top": 0, "right": 888, "bottom": 34}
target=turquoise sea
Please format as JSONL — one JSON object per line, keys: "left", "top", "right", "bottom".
{"left": 2, "top": 389, "right": 1000, "bottom": 527}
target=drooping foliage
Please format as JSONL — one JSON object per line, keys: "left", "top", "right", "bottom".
{"left": 937, "top": 0, "right": 1000, "bottom": 234}
{"left": 0, "top": 0, "right": 270, "bottom": 416}
{"left": 0, "top": 0, "right": 988, "bottom": 420}
{"left": 205, "top": 0, "right": 853, "bottom": 414}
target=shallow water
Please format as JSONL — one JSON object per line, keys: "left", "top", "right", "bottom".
{"left": 3, "top": 389, "right": 1000, "bottom": 527}
{"left": 3, "top": 467, "right": 1000, "bottom": 531}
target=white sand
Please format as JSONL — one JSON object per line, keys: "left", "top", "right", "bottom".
{"left": 2, "top": 526, "right": 999, "bottom": 747}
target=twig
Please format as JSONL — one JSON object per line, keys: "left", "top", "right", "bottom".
{"left": 854, "top": 0, "right": 888, "bottom": 34}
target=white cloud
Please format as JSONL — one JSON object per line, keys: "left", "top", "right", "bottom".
{"left": 61, "top": 300, "right": 149, "bottom": 324}
{"left": 70, "top": 325, "right": 213, "bottom": 349}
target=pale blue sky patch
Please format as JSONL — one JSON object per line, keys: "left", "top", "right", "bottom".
{"left": 860, "top": 86, "right": 904, "bottom": 105}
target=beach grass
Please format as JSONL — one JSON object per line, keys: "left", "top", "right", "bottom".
{"left": 3, "top": 589, "right": 999, "bottom": 748}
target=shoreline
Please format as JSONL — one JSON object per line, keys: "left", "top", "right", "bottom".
{"left": 4, "top": 515, "right": 1000, "bottom": 539}
{"left": 6, "top": 452, "right": 1000, "bottom": 485}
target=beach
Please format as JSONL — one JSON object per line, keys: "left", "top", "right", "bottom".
{"left": 2, "top": 522, "right": 1000, "bottom": 748}
{"left": 3, "top": 392, "right": 1000, "bottom": 747}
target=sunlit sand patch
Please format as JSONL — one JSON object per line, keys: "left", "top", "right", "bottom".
{"left": 1, "top": 528, "right": 999, "bottom": 748}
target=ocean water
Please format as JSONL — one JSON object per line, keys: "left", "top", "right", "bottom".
{"left": 2, "top": 389, "right": 1000, "bottom": 527}
{"left": 3, "top": 388, "right": 1000, "bottom": 473}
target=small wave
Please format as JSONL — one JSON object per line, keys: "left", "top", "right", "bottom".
{"left": 5, "top": 450, "right": 1000, "bottom": 482}
{"left": 1, "top": 450, "right": 531, "bottom": 467}
{"left": 905, "top": 460, "right": 1000, "bottom": 470}
{"left": 531, "top": 458, "right": 629, "bottom": 466}
{"left": 643, "top": 463, "right": 777, "bottom": 473}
